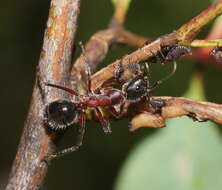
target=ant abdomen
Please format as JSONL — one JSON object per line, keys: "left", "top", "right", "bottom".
{"left": 45, "top": 100, "right": 79, "bottom": 130}
{"left": 164, "top": 45, "right": 192, "bottom": 61}
{"left": 149, "top": 45, "right": 192, "bottom": 64}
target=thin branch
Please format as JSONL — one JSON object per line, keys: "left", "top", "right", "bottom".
{"left": 184, "top": 39, "right": 222, "bottom": 47}
{"left": 115, "top": 29, "right": 148, "bottom": 48}
{"left": 5, "top": 0, "right": 80, "bottom": 189}
{"left": 72, "top": 28, "right": 147, "bottom": 76}
{"left": 130, "top": 96, "right": 222, "bottom": 131}
{"left": 177, "top": 0, "right": 222, "bottom": 42}
{"left": 111, "top": 0, "right": 132, "bottom": 25}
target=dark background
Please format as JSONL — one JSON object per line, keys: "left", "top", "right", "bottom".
{"left": 1, "top": 0, "right": 221, "bottom": 189}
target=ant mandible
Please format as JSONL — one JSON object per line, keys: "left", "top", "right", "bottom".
{"left": 44, "top": 43, "right": 178, "bottom": 160}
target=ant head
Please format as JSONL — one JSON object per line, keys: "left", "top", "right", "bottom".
{"left": 45, "top": 100, "right": 79, "bottom": 130}
{"left": 123, "top": 75, "right": 149, "bottom": 103}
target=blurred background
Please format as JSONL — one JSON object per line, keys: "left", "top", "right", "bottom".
{"left": 1, "top": 0, "right": 222, "bottom": 189}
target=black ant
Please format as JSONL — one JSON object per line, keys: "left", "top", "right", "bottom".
{"left": 144, "top": 44, "right": 192, "bottom": 74}
{"left": 44, "top": 43, "right": 177, "bottom": 160}
{"left": 159, "top": 45, "right": 191, "bottom": 64}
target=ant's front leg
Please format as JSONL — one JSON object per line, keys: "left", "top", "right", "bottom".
{"left": 45, "top": 113, "right": 86, "bottom": 162}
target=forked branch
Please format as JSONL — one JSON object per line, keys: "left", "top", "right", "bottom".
{"left": 5, "top": 0, "right": 222, "bottom": 189}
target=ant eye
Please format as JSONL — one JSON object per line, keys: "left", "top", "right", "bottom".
{"left": 124, "top": 76, "right": 148, "bottom": 103}
{"left": 45, "top": 100, "right": 78, "bottom": 130}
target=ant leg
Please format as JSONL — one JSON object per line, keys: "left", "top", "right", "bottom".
{"left": 149, "top": 99, "right": 166, "bottom": 121}
{"left": 114, "top": 61, "right": 124, "bottom": 83}
{"left": 94, "top": 108, "right": 111, "bottom": 133}
{"left": 158, "top": 48, "right": 167, "bottom": 65}
{"left": 109, "top": 107, "right": 119, "bottom": 118}
{"left": 144, "top": 62, "right": 151, "bottom": 81}
{"left": 150, "top": 99, "right": 166, "bottom": 112}
{"left": 45, "top": 113, "right": 86, "bottom": 161}
{"left": 108, "top": 106, "right": 124, "bottom": 119}
{"left": 148, "top": 99, "right": 166, "bottom": 121}
{"left": 148, "top": 61, "right": 177, "bottom": 91}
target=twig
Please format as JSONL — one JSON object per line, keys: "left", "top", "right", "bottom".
{"left": 184, "top": 39, "right": 222, "bottom": 47}
{"left": 130, "top": 96, "right": 222, "bottom": 131}
{"left": 5, "top": 0, "right": 80, "bottom": 189}
{"left": 111, "top": 0, "right": 131, "bottom": 25}
{"left": 72, "top": 28, "right": 147, "bottom": 76}
{"left": 177, "top": 0, "right": 222, "bottom": 42}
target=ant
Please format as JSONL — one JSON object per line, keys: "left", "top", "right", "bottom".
{"left": 143, "top": 43, "right": 192, "bottom": 76}
{"left": 158, "top": 45, "right": 192, "bottom": 64}
{"left": 210, "top": 46, "right": 222, "bottom": 63}
{"left": 141, "top": 40, "right": 192, "bottom": 65}
{"left": 44, "top": 43, "right": 178, "bottom": 161}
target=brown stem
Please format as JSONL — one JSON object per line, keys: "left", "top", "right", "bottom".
{"left": 130, "top": 96, "right": 222, "bottom": 131}
{"left": 5, "top": 0, "right": 80, "bottom": 189}
{"left": 116, "top": 29, "right": 148, "bottom": 48}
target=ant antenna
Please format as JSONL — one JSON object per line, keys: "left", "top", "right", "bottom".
{"left": 79, "top": 41, "right": 92, "bottom": 93}
{"left": 158, "top": 60, "right": 177, "bottom": 84}
{"left": 149, "top": 60, "right": 177, "bottom": 90}
{"left": 46, "top": 83, "right": 86, "bottom": 99}
{"left": 144, "top": 62, "right": 151, "bottom": 81}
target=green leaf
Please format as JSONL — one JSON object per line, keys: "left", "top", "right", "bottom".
{"left": 115, "top": 118, "right": 222, "bottom": 190}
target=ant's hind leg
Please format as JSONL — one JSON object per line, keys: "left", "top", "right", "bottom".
{"left": 45, "top": 113, "right": 86, "bottom": 162}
